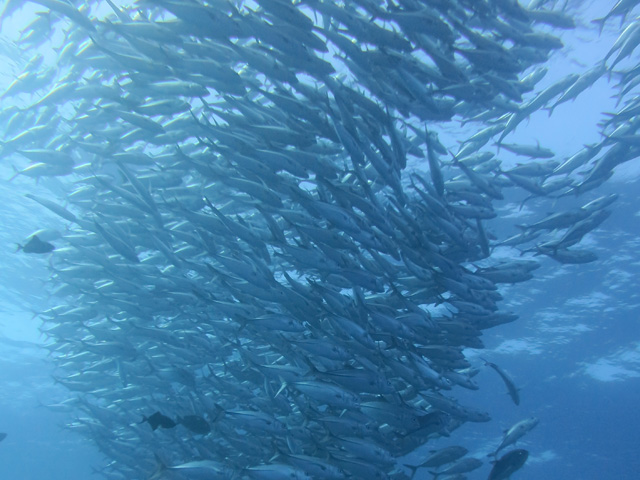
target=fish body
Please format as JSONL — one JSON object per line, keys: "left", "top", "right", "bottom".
{"left": 245, "top": 464, "right": 312, "bottom": 480}
{"left": 406, "top": 445, "right": 468, "bottom": 471}
{"left": 488, "top": 449, "right": 529, "bottom": 480}
{"left": 493, "top": 417, "right": 539, "bottom": 456}
{"left": 17, "top": 235, "right": 55, "bottom": 254}
{"left": 178, "top": 415, "right": 211, "bottom": 435}
{"left": 481, "top": 358, "right": 520, "bottom": 405}
{"left": 140, "top": 411, "right": 177, "bottom": 431}
{"left": 428, "top": 457, "right": 483, "bottom": 479}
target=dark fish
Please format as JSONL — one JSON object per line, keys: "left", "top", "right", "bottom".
{"left": 405, "top": 445, "right": 468, "bottom": 474}
{"left": 177, "top": 415, "right": 210, "bottom": 435}
{"left": 429, "top": 457, "right": 483, "bottom": 479}
{"left": 140, "top": 411, "right": 177, "bottom": 431}
{"left": 0, "top": 432, "right": 6, "bottom": 442}
{"left": 481, "top": 358, "right": 520, "bottom": 405}
{"left": 16, "top": 234, "right": 55, "bottom": 254}
{"left": 488, "top": 449, "right": 529, "bottom": 480}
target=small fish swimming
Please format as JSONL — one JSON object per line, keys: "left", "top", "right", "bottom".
{"left": 0, "top": 432, "right": 6, "bottom": 442}
{"left": 16, "top": 234, "right": 55, "bottom": 254}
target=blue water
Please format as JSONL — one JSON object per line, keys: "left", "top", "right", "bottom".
{"left": 400, "top": 180, "right": 640, "bottom": 479}
{"left": 1, "top": 1, "right": 639, "bottom": 480}
{"left": 4, "top": 181, "right": 638, "bottom": 479}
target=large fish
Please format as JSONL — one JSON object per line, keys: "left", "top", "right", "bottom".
{"left": 488, "top": 449, "right": 529, "bottom": 480}
{"left": 492, "top": 417, "right": 539, "bottom": 457}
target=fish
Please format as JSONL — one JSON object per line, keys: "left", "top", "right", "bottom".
{"left": 481, "top": 358, "right": 520, "bottom": 405}
{"left": 0, "top": 433, "right": 6, "bottom": 443}
{"left": 139, "top": 412, "right": 177, "bottom": 431}
{"left": 592, "top": 0, "right": 639, "bottom": 33}
{"left": 149, "top": 455, "right": 232, "bottom": 480}
{"left": 515, "top": 208, "right": 590, "bottom": 231}
{"left": 429, "top": 457, "right": 483, "bottom": 479}
{"left": 4, "top": 1, "right": 636, "bottom": 480}
{"left": 492, "top": 417, "right": 539, "bottom": 457}
{"left": 488, "top": 449, "right": 529, "bottom": 480}
{"left": 244, "top": 464, "right": 312, "bottom": 480}
{"left": 16, "top": 234, "right": 55, "bottom": 254}
{"left": 404, "top": 445, "right": 468, "bottom": 474}
{"left": 177, "top": 415, "right": 210, "bottom": 435}
{"left": 497, "top": 142, "right": 555, "bottom": 159}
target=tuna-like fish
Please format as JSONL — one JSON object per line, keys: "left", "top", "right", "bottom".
{"left": 492, "top": 417, "right": 539, "bottom": 456}
{"left": 488, "top": 449, "right": 529, "bottom": 480}
{"left": 481, "top": 358, "right": 520, "bottom": 405}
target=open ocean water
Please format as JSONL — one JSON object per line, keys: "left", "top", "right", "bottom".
{"left": 0, "top": 1, "right": 639, "bottom": 479}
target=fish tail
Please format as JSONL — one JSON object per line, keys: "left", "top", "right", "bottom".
{"left": 9, "top": 166, "right": 20, "bottom": 182}
{"left": 212, "top": 403, "right": 225, "bottom": 422}
{"left": 15, "top": 243, "right": 22, "bottom": 252}
{"left": 274, "top": 381, "right": 288, "bottom": 398}
{"left": 404, "top": 464, "right": 419, "bottom": 479}
{"left": 590, "top": 17, "right": 607, "bottom": 36}
{"left": 148, "top": 453, "right": 167, "bottom": 480}
{"left": 519, "top": 195, "right": 534, "bottom": 211}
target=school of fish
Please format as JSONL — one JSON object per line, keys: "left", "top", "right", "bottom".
{"left": 2, "top": 0, "right": 639, "bottom": 479}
